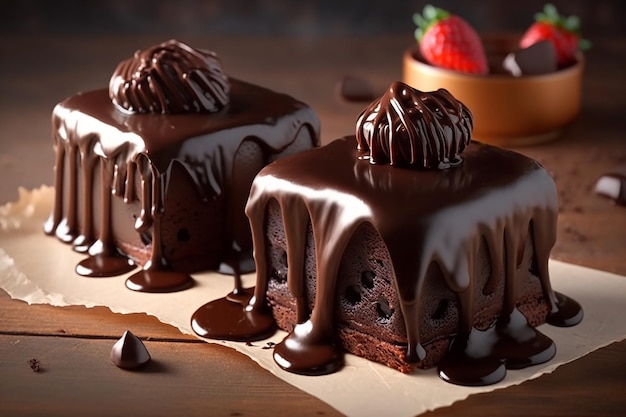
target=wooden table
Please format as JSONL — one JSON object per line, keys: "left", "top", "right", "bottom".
{"left": 1, "top": 34, "right": 625, "bottom": 417}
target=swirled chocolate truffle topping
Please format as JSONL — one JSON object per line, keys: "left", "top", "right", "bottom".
{"left": 109, "top": 39, "right": 230, "bottom": 114}
{"left": 356, "top": 81, "right": 473, "bottom": 169}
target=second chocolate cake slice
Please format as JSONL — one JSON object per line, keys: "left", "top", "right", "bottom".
{"left": 238, "top": 81, "right": 582, "bottom": 385}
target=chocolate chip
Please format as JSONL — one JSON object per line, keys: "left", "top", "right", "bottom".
{"left": 110, "top": 330, "right": 151, "bottom": 369}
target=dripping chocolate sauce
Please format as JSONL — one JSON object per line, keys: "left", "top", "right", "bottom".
{"left": 191, "top": 239, "right": 275, "bottom": 341}
{"left": 46, "top": 59, "right": 583, "bottom": 386}
{"left": 45, "top": 79, "right": 319, "bottom": 293}
{"left": 190, "top": 136, "right": 583, "bottom": 386}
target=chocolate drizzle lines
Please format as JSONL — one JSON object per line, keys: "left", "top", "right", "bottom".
{"left": 74, "top": 155, "right": 135, "bottom": 278}
{"left": 356, "top": 81, "right": 472, "bottom": 169}
{"left": 109, "top": 40, "right": 230, "bottom": 114}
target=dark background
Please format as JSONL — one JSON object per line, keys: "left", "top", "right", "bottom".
{"left": 2, "top": 0, "right": 624, "bottom": 38}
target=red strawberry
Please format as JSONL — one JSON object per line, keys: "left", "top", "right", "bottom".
{"left": 520, "top": 3, "right": 590, "bottom": 68}
{"left": 413, "top": 5, "right": 488, "bottom": 75}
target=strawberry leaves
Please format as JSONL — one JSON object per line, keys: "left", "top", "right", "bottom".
{"left": 534, "top": 3, "right": 591, "bottom": 51}
{"left": 413, "top": 5, "right": 449, "bottom": 41}
{"left": 413, "top": 3, "right": 589, "bottom": 74}
{"left": 520, "top": 3, "right": 590, "bottom": 68}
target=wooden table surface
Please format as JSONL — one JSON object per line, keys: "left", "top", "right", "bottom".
{"left": 1, "top": 34, "right": 625, "bottom": 417}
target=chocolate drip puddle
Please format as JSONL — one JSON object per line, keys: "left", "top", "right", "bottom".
{"left": 191, "top": 287, "right": 276, "bottom": 342}
{"left": 192, "top": 249, "right": 275, "bottom": 340}
{"left": 125, "top": 206, "right": 194, "bottom": 292}
{"left": 76, "top": 253, "right": 136, "bottom": 277}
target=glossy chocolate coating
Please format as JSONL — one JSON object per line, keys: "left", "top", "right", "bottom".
{"left": 110, "top": 330, "right": 151, "bottom": 369}
{"left": 356, "top": 82, "right": 472, "bottom": 169}
{"left": 45, "top": 79, "right": 320, "bottom": 292}
{"left": 195, "top": 136, "right": 582, "bottom": 385}
{"left": 109, "top": 40, "right": 230, "bottom": 114}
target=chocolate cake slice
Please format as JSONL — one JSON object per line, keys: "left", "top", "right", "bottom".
{"left": 193, "top": 81, "right": 582, "bottom": 386}
{"left": 44, "top": 40, "right": 320, "bottom": 292}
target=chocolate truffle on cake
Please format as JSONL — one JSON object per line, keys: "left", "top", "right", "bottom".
{"left": 109, "top": 39, "right": 230, "bottom": 114}
{"left": 192, "top": 81, "right": 582, "bottom": 386}
{"left": 44, "top": 39, "right": 320, "bottom": 292}
{"left": 355, "top": 82, "right": 472, "bottom": 168}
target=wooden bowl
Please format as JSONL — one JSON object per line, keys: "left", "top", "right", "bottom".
{"left": 402, "top": 36, "right": 584, "bottom": 147}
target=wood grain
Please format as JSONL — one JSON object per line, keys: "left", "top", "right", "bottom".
{"left": 0, "top": 290, "right": 195, "bottom": 341}
{"left": 1, "top": 34, "right": 625, "bottom": 417}
{"left": 0, "top": 334, "right": 338, "bottom": 417}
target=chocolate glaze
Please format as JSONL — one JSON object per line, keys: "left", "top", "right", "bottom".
{"left": 109, "top": 40, "right": 230, "bottom": 114}
{"left": 195, "top": 135, "right": 582, "bottom": 385}
{"left": 356, "top": 82, "right": 472, "bottom": 169}
{"left": 45, "top": 79, "right": 319, "bottom": 292}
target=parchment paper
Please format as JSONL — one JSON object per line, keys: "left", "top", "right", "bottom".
{"left": 2, "top": 186, "right": 626, "bottom": 417}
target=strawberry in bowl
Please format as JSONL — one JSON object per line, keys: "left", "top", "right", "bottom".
{"left": 413, "top": 5, "right": 488, "bottom": 74}
{"left": 404, "top": 4, "right": 587, "bottom": 146}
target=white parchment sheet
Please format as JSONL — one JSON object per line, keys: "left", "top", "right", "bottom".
{"left": 2, "top": 186, "right": 626, "bottom": 417}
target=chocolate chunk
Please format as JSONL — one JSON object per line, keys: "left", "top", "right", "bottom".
{"left": 503, "top": 40, "right": 557, "bottom": 77}
{"left": 595, "top": 172, "right": 626, "bottom": 205}
{"left": 336, "top": 75, "right": 377, "bottom": 102}
{"left": 27, "top": 358, "right": 41, "bottom": 372}
{"left": 110, "top": 331, "right": 151, "bottom": 369}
